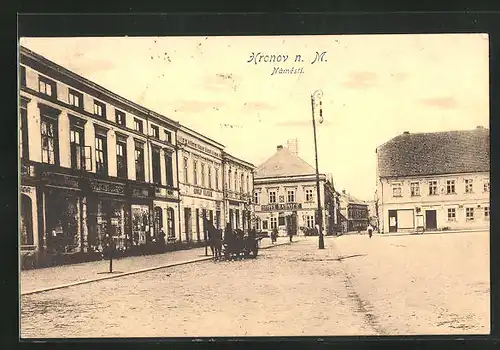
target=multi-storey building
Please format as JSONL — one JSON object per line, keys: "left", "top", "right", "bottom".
{"left": 177, "top": 127, "right": 225, "bottom": 243}
{"left": 222, "top": 152, "right": 255, "bottom": 232}
{"left": 19, "top": 46, "right": 181, "bottom": 262}
{"left": 338, "top": 190, "right": 369, "bottom": 232}
{"left": 253, "top": 145, "right": 337, "bottom": 236}
{"left": 376, "top": 128, "right": 490, "bottom": 233}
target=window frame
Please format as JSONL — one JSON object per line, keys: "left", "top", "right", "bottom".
{"left": 465, "top": 207, "right": 475, "bottom": 221}
{"left": 70, "top": 125, "right": 85, "bottom": 170}
{"left": 134, "top": 118, "right": 144, "bottom": 133}
{"left": 305, "top": 189, "right": 314, "bottom": 202}
{"left": 183, "top": 157, "right": 189, "bottom": 183}
{"left": 465, "top": 179, "right": 474, "bottom": 193}
{"left": 68, "top": 89, "right": 83, "bottom": 109}
{"left": 287, "top": 190, "right": 295, "bottom": 203}
{"left": 269, "top": 191, "right": 277, "bottom": 204}
{"left": 93, "top": 100, "right": 106, "bottom": 118}
{"left": 135, "top": 142, "right": 145, "bottom": 181}
{"left": 484, "top": 206, "right": 490, "bottom": 219}
{"left": 392, "top": 182, "right": 402, "bottom": 197}
{"left": 151, "top": 146, "right": 161, "bottom": 184}
{"left": 254, "top": 191, "right": 260, "bottom": 204}
{"left": 38, "top": 76, "right": 56, "bottom": 98}
{"left": 151, "top": 124, "right": 160, "bottom": 139}
{"left": 446, "top": 180, "right": 456, "bottom": 194}
{"left": 428, "top": 180, "right": 438, "bottom": 195}
{"left": 447, "top": 208, "right": 456, "bottom": 221}
{"left": 115, "top": 110, "right": 126, "bottom": 127}
{"left": 40, "top": 114, "right": 59, "bottom": 165}
{"left": 165, "top": 152, "right": 174, "bottom": 187}
{"left": 410, "top": 181, "right": 420, "bottom": 197}
{"left": 116, "top": 140, "right": 128, "bottom": 179}
{"left": 19, "top": 103, "right": 29, "bottom": 159}
{"left": 95, "top": 133, "right": 108, "bottom": 176}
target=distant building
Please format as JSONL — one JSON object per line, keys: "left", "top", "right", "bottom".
{"left": 376, "top": 128, "right": 490, "bottom": 233}
{"left": 253, "top": 145, "right": 337, "bottom": 236}
{"left": 338, "top": 190, "right": 369, "bottom": 232}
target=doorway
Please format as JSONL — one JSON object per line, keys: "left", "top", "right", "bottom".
{"left": 388, "top": 210, "right": 397, "bottom": 233}
{"left": 425, "top": 210, "right": 437, "bottom": 231}
{"left": 184, "top": 208, "right": 192, "bottom": 242}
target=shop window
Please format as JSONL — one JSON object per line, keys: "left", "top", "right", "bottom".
{"left": 20, "top": 103, "right": 29, "bottom": 159}
{"left": 46, "top": 192, "right": 80, "bottom": 253}
{"left": 165, "top": 153, "right": 174, "bottom": 187}
{"left": 20, "top": 194, "right": 34, "bottom": 246}
{"left": 115, "top": 110, "right": 126, "bottom": 127}
{"left": 135, "top": 142, "right": 145, "bottom": 181}
{"left": 41, "top": 115, "right": 58, "bottom": 165}
{"left": 116, "top": 141, "right": 127, "bottom": 178}
{"left": 95, "top": 134, "right": 108, "bottom": 176}
{"left": 152, "top": 147, "right": 161, "bottom": 184}
{"left": 132, "top": 205, "right": 150, "bottom": 245}
{"left": 167, "top": 207, "right": 175, "bottom": 238}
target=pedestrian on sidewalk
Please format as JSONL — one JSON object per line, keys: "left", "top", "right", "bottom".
{"left": 271, "top": 227, "right": 278, "bottom": 244}
{"left": 287, "top": 226, "right": 293, "bottom": 243}
{"left": 367, "top": 224, "right": 374, "bottom": 239}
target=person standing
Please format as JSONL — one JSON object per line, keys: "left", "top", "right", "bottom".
{"left": 367, "top": 224, "right": 374, "bottom": 238}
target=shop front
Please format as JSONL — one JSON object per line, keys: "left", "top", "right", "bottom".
{"left": 128, "top": 183, "right": 154, "bottom": 247}
{"left": 86, "top": 178, "right": 127, "bottom": 252}
{"left": 20, "top": 184, "right": 38, "bottom": 251}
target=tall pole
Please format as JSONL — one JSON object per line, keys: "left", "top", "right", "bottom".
{"left": 311, "top": 90, "right": 325, "bottom": 249}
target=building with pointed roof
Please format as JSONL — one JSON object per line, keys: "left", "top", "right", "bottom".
{"left": 252, "top": 145, "right": 338, "bottom": 236}
{"left": 376, "top": 127, "right": 490, "bottom": 233}
{"left": 338, "top": 189, "right": 369, "bottom": 233}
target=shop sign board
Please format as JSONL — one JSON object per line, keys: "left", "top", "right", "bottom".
{"left": 44, "top": 172, "right": 80, "bottom": 189}
{"left": 261, "top": 203, "right": 303, "bottom": 212}
{"left": 89, "top": 179, "right": 125, "bottom": 195}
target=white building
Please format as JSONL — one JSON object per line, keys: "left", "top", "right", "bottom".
{"left": 253, "top": 145, "right": 336, "bottom": 236}
{"left": 376, "top": 128, "right": 490, "bottom": 233}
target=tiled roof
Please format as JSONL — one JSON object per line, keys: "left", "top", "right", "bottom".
{"left": 255, "top": 146, "right": 316, "bottom": 178}
{"left": 340, "top": 192, "right": 367, "bottom": 205}
{"left": 377, "top": 128, "right": 490, "bottom": 178}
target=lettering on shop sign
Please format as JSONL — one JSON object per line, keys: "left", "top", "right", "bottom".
{"left": 155, "top": 187, "right": 176, "bottom": 199}
{"left": 45, "top": 173, "right": 80, "bottom": 189}
{"left": 178, "top": 136, "right": 221, "bottom": 158}
{"left": 193, "top": 188, "right": 213, "bottom": 197}
{"left": 21, "top": 186, "right": 33, "bottom": 194}
{"left": 132, "top": 188, "right": 150, "bottom": 198}
{"left": 261, "top": 203, "right": 303, "bottom": 211}
{"left": 21, "top": 164, "right": 35, "bottom": 177}
{"left": 89, "top": 179, "right": 125, "bottom": 195}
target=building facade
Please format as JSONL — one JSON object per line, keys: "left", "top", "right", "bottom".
{"left": 338, "top": 190, "right": 369, "bottom": 232}
{"left": 222, "top": 152, "right": 255, "bottom": 232}
{"left": 176, "top": 127, "right": 225, "bottom": 243}
{"left": 19, "top": 46, "right": 180, "bottom": 260}
{"left": 253, "top": 145, "right": 337, "bottom": 236}
{"left": 376, "top": 128, "right": 490, "bottom": 233}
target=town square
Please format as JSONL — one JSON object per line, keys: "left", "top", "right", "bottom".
{"left": 18, "top": 33, "right": 490, "bottom": 338}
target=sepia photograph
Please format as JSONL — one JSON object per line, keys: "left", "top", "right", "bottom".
{"left": 18, "top": 33, "right": 490, "bottom": 338}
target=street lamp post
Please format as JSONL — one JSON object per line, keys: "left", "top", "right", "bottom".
{"left": 311, "top": 90, "right": 325, "bottom": 249}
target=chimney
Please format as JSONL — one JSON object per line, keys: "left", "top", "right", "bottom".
{"left": 286, "top": 138, "right": 299, "bottom": 156}
{"left": 277, "top": 145, "right": 283, "bottom": 151}
{"left": 403, "top": 131, "right": 410, "bottom": 135}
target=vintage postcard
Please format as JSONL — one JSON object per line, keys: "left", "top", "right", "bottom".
{"left": 18, "top": 34, "right": 490, "bottom": 338}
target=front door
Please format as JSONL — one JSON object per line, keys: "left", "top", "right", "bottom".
{"left": 388, "top": 210, "right": 398, "bottom": 233}
{"left": 425, "top": 210, "right": 437, "bottom": 230}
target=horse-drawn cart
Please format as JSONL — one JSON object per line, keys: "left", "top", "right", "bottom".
{"left": 222, "top": 229, "right": 260, "bottom": 260}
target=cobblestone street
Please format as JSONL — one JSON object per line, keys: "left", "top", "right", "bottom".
{"left": 20, "top": 232, "right": 489, "bottom": 338}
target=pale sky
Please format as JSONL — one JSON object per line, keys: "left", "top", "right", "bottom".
{"left": 19, "top": 34, "right": 489, "bottom": 201}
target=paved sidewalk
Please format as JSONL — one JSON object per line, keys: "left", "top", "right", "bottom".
{"left": 20, "top": 237, "right": 291, "bottom": 295}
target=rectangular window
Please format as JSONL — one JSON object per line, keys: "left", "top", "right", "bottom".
{"left": 208, "top": 166, "right": 212, "bottom": 189}
{"left": 246, "top": 175, "right": 250, "bottom": 193}
{"left": 305, "top": 189, "right": 314, "bottom": 202}
{"left": 392, "top": 183, "right": 402, "bottom": 197}
{"left": 227, "top": 170, "right": 232, "bottom": 190}
{"left": 262, "top": 220, "right": 268, "bottom": 230}
{"left": 164, "top": 130, "right": 172, "bottom": 143}
{"left": 484, "top": 206, "right": 490, "bottom": 219}
{"left": 151, "top": 125, "right": 159, "bottom": 139}
{"left": 38, "top": 76, "right": 56, "bottom": 97}
{"left": 201, "top": 163, "right": 206, "bottom": 187}
{"left": 278, "top": 214, "right": 285, "bottom": 226}
{"left": 94, "top": 100, "right": 106, "bottom": 117}
{"left": 68, "top": 89, "right": 83, "bottom": 109}
{"left": 70, "top": 127, "right": 84, "bottom": 170}
{"left": 165, "top": 153, "right": 174, "bottom": 186}
{"left": 466, "top": 207, "right": 474, "bottom": 221}
{"left": 152, "top": 147, "right": 161, "bottom": 184}
{"left": 115, "top": 110, "right": 126, "bottom": 126}
{"left": 240, "top": 173, "right": 244, "bottom": 193}
{"left": 116, "top": 141, "right": 127, "bottom": 179}
{"left": 429, "top": 180, "right": 438, "bottom": 195}
{"left": 193, "top": 160, "right": 198, "bottom": 185}
{"left": 234, "top": 171, "right": 238, "bottom": 191}
{"left": 410, "top": 182, "right": 420, "bottom": 196}
{"left": 447, "top": 208, "right": 456, "bottom": 221}
{"left": 254, "top": 191, "right": 259, "bottom": 204}
{"left": 306, "top": 215, "right": 314, "bottom": 228}
{"left": 447, "top": 180, "right": 456, "bottom": 194}
{"left": 20, "top": 65, "right": 26, "bottom": 87}
{"left": 287, "top": 190, "right": 295, "bottom": 203}
{"left": 183, "top": 157, "right": 189, "bottom": 183}
{"left": 215, "top": 168, "right": 219, "bottom": 190}
{"left": 270, "top": 218, "right": 277, "bottom": 229}
{"left": 19, "top": 104, "right": 28, "bottom": 159}
{"left": 134, "top": 118, "right": 143, "bottom": 133}
{"left": 41, "top": 116, "right": 58, "bottom": 165}
{"left": 269, "top": 191, "right": 277, "bottom": 204}
{"left": 95, "top": 134, "right": 108, "bottom": 175}
{"left": 135, "top": 143, "right": 145, "bottom": 181}
{"left": 484, "top": 181, "right": 490, "bottom": 192}
{"left": 465, "top": 179, "right": 474, "bottom": 193}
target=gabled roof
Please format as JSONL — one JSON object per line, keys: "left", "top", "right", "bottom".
{"left": 377, "top": 128, "right": 490, "bottom": 178}
{"left": 340, "top": 192, "right": 367, "bottom": 206}
{"left": 254, "top": 146, "right": 316, "bottom": 178}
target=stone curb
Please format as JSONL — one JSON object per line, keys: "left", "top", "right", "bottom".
{"left": 377, "top": 229, "right": 486, "bottom": 237}
{"left": 21, "top": 241, "right": 293, "bottom": 296}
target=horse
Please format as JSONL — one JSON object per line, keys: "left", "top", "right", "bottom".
{"left": 207, "top": 221, "right": 223, "bottom": 261}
